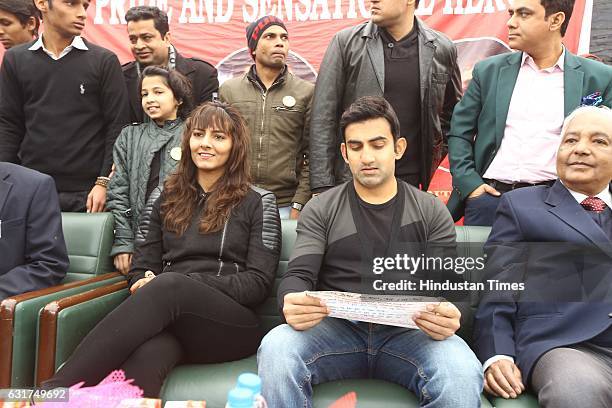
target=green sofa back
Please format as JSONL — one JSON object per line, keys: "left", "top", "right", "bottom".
{"left": 61, "top": 213, "right": 115, "bottom": 282}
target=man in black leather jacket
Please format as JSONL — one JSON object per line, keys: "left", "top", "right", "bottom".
{"left": 309, "top": 0, "right": 461, "bottom": 193}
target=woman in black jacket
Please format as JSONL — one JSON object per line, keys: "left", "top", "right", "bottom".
{"left": 43, "top": 102, "right": 281, "bottom": 397}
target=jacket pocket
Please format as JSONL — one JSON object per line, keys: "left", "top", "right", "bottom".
{"left": 270, "top": 106, "right": 305, "bottom": 187}
{"left": 516, "top": 302, "right": 561, "bottom": 320}
{"left": 429, "top": 73, "right": 449, "bottom": 110}
{"left": 0, "top": 217, "right": 25, "bottom": 241}
{"left": 0, "top": 217, "right": 25, "bottom": 229}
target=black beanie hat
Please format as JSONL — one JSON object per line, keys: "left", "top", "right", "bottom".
{"left": 246, "top": 15, "right": 287, "bottom": 59}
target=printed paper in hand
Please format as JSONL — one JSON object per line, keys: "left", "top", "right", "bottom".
{"left": 306, "top": 291, "right": 443, "bottom": 329}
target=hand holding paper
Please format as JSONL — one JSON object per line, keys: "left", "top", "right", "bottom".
{"left": 305, "top": 291, "right": 446, "bottom": 330}
{"left": 283, "top": 292, "right": 330, "bottom": 331}
{"left": 413, "top": 302, "right": 461, "bottom": 340}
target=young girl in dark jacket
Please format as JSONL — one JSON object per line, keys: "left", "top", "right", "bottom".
{"left": 44, "top": 102, "right": 282, "bottom": 397}
{"left": 107, "top": 66, "right": 192, "bottom": 275}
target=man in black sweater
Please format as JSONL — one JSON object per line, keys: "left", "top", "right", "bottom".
{"left": 122, "top": 6, "right": 218, "bottom": 124}
{"left": 0, "top": 0, "right": 129, "bottom": 212}
{"left": 258, "top": 97, "right": 483, "bottom": 407}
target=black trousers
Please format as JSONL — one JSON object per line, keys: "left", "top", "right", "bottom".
{"left": 43, "top": 273, "right": 263, "bottom": 397}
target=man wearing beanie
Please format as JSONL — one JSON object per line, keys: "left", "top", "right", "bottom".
{"left": 309, "top": 0, "right": 461, "bottom": 193}
{"left": 122, "top": 6, "right": 218, "bottom": 123}
{"left": 220, "top": 16, "right": 313, "bottom": 219}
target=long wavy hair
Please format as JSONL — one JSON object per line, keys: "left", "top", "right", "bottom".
{"left": 161, "top": 101, "right": 251, "bottom": 234}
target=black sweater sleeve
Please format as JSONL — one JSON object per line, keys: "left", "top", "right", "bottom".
{"left": 277, "top": 195, "right": 327, "bottom": 312}
{"left": 188, "top": 192, "right": 281, "bottom": 307}
{"left": 0, "top": 51, "right": 25, "bottom": 163}
{"left": 99, "top": 52, "right": 130, "bottom": 176}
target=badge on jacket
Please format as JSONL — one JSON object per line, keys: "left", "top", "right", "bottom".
{"left": 170, "top": 147, "right": 182, "bottom": 161}
{"left": 282, "top": 95, "right": 296, "bottom": 108}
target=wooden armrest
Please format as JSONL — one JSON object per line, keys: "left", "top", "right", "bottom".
{"left": 36, "top": 280, "right": 129, "bottom": 385}
{"left": 0, "top": 272, "right": 122, "bottom": 387}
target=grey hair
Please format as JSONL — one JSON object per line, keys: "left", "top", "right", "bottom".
{"left": 560, "top": 105, "right": 612, "bottom": 139}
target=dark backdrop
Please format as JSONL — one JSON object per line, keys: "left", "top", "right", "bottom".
{"left": 591, "top": 0, "right": 612, "bottom": 64}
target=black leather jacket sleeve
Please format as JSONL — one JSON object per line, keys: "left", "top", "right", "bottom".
{"left": 309, "top": 33, "right": 347, "bottom": 192}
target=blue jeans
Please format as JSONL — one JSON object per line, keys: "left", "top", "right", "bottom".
{"left": 257, "top": 318, "right": 483, "bottom": 408}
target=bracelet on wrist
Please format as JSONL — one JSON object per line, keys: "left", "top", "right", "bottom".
{"left": 95, "top": 176, "right": 110, "bottom": 188}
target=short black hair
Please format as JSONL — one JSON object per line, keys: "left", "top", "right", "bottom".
{"left": 0, "top": 0, "right": 40, "bottom": 35}
{"left": 139, "top": 66, "right": 193, "bottom": 119}
{"left": 340, "top": 96, "right": 401, "bottom": 143}
{"left": 541, "top": 0, "right": 575, "bottom": 36}
{"left": 125, "top": 6, "right": 169, "bottom": 37}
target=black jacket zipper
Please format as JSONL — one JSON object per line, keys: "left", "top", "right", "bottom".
{"left": 216, "top": 220, "right": 229, "bottom": 276}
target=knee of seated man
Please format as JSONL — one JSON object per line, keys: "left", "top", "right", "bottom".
{"left": 539, "top": 368, "right": 608, "bottom": 401}
{"left": 258, "top": 324, "right": 308, "bottom": 366}
{"left": 537, "top": 381, "right": 605, "bottom": 408}
{"left": 424, "top": 336, "right": 483, "bottom": 384}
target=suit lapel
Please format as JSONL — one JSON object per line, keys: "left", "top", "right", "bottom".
{"left": 547, "top": 181, "right": 612, "bottom": 257}
{"left": 174, "top": 53, "right": 196, "bottom": 76}
{"left": 364, "top": 22, "right": 384, "bottom": 92}
{"left": 563, "top": 52, "right": 584, "bottom": 116}
{"left": 0, "top": 172, "right": 13, "bottom": 216}
{"left": 495, "top": 53, "right": 522, "bottom": 147}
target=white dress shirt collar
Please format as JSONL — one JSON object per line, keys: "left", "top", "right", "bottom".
{"left": 562, "top": 182, "right": 612, "bottom": 209}
{"left": 521, "top": 46, "right": 565, "bottom": 73}
{"left": 29, "top": 35, "right": 88, "bottom": 60}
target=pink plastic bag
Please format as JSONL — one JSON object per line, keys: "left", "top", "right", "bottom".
{"left": 35, "top": 370, "right": 143, "bottom": 408}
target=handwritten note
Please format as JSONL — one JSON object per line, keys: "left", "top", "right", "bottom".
{"left": 306, "top": 291, "right": 443, "bottom": 329}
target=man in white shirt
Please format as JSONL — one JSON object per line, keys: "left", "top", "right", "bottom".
{"left": 474, "top": 106, "right": 612, "bottom": 407}
{"left": 447, "top": 0, "right": 612, "bottom": 225}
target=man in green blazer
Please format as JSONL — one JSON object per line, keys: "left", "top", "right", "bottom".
{"left": 448, "top": 0, "right": 612, "bottom": 225}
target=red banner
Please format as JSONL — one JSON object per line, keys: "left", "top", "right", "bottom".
{"left": 4, "top": 0, "right": 590, "bottom": 201}
{"left": 81, "top": 0, "right": 588, "bottom": 202}
{"left": 84, "top": 0, "right": 587, "bottom": 68}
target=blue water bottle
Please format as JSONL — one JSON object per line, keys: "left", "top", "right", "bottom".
{"left": 225, "top": 387, "right": 255, "bottom": 408}
{"left": 237, "top": 373, "right": 268, "bottom": 408}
